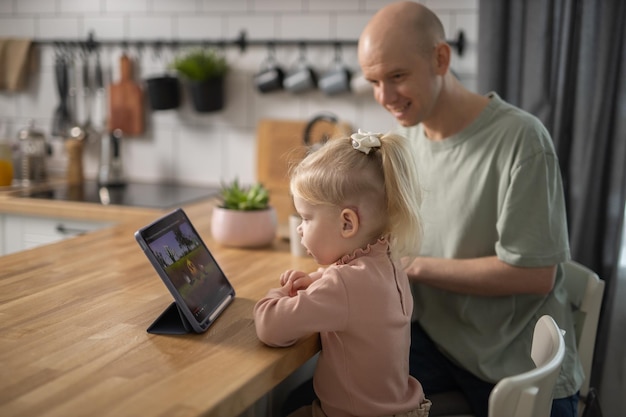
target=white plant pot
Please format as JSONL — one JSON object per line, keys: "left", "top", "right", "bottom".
{"left": 210, "top": 206, "right": 277, "bottom": 248}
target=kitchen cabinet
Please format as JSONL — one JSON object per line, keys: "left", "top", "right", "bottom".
{"left": 0, "top": 214, "right": 112, "bottom": 256}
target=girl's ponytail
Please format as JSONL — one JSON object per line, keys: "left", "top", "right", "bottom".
{"left": 378, "top": 133, "right": 423, "bottom": 258}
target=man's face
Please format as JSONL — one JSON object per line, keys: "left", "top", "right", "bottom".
{"left": 358, "top": 45, "right": 441, "bottom": 127}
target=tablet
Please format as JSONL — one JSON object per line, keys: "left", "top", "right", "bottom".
{"left": 135, "top": 208, "right": 235, "bottom": 334}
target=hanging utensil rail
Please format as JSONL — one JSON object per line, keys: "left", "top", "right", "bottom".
{"left": 34, "top": 30, "right": 466, "bottom": 57}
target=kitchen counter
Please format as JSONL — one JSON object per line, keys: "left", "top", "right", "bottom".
{"left": 0, "top": 182, "right": 320, "bottom": 417}
{"left": 0, "top": 181, "right": 161, "bottom": 222}
{"left": 0, "top": 179, "right": 220, "bottom": 222}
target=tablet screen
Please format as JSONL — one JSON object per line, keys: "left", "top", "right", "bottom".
{"left": 137, "top": 209, "right": 234, "bottom": 327}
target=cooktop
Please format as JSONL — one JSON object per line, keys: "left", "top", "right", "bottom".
{"left": 20, "top": 181, "right": 220, "bottom": 209}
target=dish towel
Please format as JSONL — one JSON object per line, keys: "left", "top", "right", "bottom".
{"left": 0, "top": 38, "right": 34, "bottom": 91}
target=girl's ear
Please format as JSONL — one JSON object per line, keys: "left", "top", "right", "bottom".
{"left": 340, "top": 208, "right": 359, "bottom": 238}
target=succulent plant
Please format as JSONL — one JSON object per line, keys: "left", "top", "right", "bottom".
{"left": 219, "top": 179, "right": 270, "bottom": 211}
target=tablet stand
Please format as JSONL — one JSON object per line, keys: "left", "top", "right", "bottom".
{"left": 147, "top": 301, "right": 193, "bottom": 334}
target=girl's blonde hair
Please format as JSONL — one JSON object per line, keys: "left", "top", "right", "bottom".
{"left": 290, "top": 132, "right": 422, "bottom": 259}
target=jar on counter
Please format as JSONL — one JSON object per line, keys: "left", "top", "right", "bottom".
{"left": 0, "top": 121, "right": 13, "bottom": 187}
{"left": 0, "top": 142, "right": 13, "bottom": 187}
{"left": 13, "top": 120, "right": 48, "bottom": 186}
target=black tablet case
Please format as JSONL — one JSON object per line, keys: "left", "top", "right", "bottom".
{"left": 147, "top": 301, "right": 193, "bottom": 335}
{"left": 137, "top": 208, "right": 235, "bottom": 336}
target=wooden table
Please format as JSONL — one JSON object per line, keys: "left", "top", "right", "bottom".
{"left": 0, "top": 199, "right": 320, "bottom": 417}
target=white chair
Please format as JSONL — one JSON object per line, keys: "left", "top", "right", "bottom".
{"left": 433, "top": 315, "right": 565, "bottom": 417}
{"left": 561, "top": 260, "right": 605, "bottom": 410}
{"left": 488, "top": 314, "right": 565, "bottom": 417}
{"left": 433, "top": 261, "right": 605, "bottom": 417}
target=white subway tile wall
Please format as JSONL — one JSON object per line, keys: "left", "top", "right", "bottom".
{"left": 0, "top": 0, "right": 478, "bottom": 187}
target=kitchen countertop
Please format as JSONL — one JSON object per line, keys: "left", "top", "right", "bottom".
{"left": 0, "top": 181, "right": 164, "bottom": 222}
{"left": 0, "top": 179, "right": 220, "bottom": 222}
{"left": 0, "top": 180, "right": 320, "bottom": 417}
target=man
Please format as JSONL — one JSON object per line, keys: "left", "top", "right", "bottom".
{"left": 358, "top": 2, "right": 583, "bottom": 417}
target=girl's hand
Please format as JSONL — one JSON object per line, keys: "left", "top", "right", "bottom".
{"left": 280, "top": 269, "right": 302, "bottom": 286}
{"left": 279, "top": 270, "right": 313, "bottom": 297}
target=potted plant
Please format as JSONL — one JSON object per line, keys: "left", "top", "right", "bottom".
{"left": 210, "top": 179, "right": 278, "bottom": 248}
{"left": 170, "top": 48, "right": 229, "bottom": 112}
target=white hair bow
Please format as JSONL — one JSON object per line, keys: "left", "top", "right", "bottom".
{"left": 350, "top": 129, "right": 382, "bottom": 154}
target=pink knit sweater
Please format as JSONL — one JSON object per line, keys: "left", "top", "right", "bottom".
{"left": 254, "top": 239, "right": 425, "bottom": 417}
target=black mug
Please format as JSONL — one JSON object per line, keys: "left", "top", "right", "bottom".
{"left": 254, "top": 44, "right": 284, "bottom": 94}
{"left": 254, "top": 64, "right": 284, "bottom": 93}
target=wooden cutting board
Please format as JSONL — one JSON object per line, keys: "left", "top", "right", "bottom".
{"left": 256, "top": 118, "right": 351, "bottom": 234}
{"left": 107, "top": 54, "right": 144, "bottom": 136}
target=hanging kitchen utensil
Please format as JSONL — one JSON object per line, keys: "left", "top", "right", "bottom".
{"left": 51, "top": 47, "right": 72, "bottom": 137}
{"left": 66, "top": 52, "right": 79, "bottom": 129}
{"left": 91, "top": 50, "right": 107, "bottom": 134}
{"left": 79, "top": 48, "right": 93, "bottom": 131}
{"left": 107, "top": 53, "right": 144, "bottom": 136}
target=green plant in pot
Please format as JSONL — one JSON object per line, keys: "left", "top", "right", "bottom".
{"left": 170, "top": 48, "right": 228, "bottom": 112}
{"left": 211, "top": 179, "right": 277, "bottom": 248}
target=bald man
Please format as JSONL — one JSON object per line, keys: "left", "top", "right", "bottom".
{"left": 357, "top": 2, "right": 583, "bottom": 417}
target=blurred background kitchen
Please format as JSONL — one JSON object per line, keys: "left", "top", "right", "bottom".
{"left": 1, "top": 1, "right": 624, "bottom": 416}
{"left": 0, "top": 0, "right": 476, "bottom": 187}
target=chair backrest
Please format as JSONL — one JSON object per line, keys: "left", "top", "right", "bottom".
{"left": 488, "top": 315, "right": 565, "bottom": 417}
{"left": 561, "top": 260, "right": 605, "bottom": 397}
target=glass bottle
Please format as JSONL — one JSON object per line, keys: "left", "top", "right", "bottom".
{"left": 0, "top": 120, "right": 14, "bottom": 187}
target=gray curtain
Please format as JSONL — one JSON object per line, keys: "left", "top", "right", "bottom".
{"left": 477, "top": 0, "right": 626, "bottom": 414}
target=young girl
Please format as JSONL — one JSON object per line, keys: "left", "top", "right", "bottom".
{"left": 254, "top": 130, "right": 431, "bottom": 417}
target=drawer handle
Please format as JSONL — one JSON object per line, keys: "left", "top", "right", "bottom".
{"left": 55, "top": 224, "right": 88, "bottom": 236}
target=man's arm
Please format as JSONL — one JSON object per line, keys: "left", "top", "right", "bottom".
{"left": 404, "top": 255, "right": 556, "bottom": 296}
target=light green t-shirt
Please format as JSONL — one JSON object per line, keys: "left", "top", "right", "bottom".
{"left": 397, "top": 92, "right": 584, "bottom": 398}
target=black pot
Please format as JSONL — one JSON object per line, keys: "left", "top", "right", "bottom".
{"left": 187, "top": 77, "right": 225, "bottom": 113}
{"left": 146, "top": 75, "right": 181, "bottom": 110}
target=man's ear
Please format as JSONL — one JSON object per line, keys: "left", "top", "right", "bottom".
{"left": 340, "top": 208, "right": 359, "bottom": 238}
{"left": 434, "top": 41, "right": 451, "bottom": 75}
